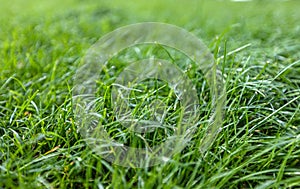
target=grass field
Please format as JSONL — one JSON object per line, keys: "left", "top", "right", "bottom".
{"left": 1, "top": 0, "right": 300, "bottom": 188}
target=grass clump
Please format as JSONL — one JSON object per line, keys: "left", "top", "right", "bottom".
{"left": 1, "top": 0, "right": 300, "bottom": 188}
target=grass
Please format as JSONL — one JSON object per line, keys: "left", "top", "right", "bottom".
{"left": 1, "top": 0, "right": 300, "bottom": 188}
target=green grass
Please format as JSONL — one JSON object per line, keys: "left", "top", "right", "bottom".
{"left": 1, "top": 0, "right": 300, "bottom": 188}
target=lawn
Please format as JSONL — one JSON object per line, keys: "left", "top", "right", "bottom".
{"left": 0, "top": 0, "right": 300, "bottom": 188}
